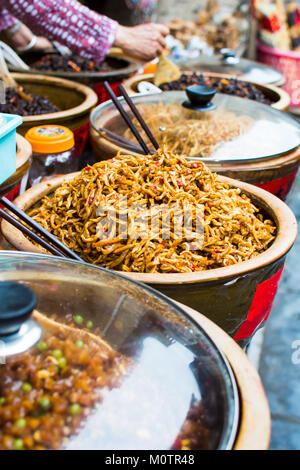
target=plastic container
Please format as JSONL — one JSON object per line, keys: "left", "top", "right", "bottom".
{"left": 257, "top": 41, "right": 300, "bottom": 113}
{"left": 0, "top": 134, "right": 32, "bottom": 201}
{"left": 0, "top": 252, "right": 240, "bottom": 450}
{"left": 2, "top": 172, "right": 297, "bottom": 348}
{"left": 90, "top": 90, "right": 300, "bottom": 200}
{"left": 0, "top": 113, "right": 22, "bottom": 186}
{"left": 25, "top": 125, "right": 77, "bottom": 186}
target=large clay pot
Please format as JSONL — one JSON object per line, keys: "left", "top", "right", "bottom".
{"left": 1, "top": 172, "right": 297, "bottom": 348}
{"left": 9, "top": 73, "right": 98, "bottom": 155}
{"left": 0, "top": 251, "right": 270, "bottom": 449}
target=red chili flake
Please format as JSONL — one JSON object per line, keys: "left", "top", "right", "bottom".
{"left": 155, "top": 161, "right": 161, "bottom": 166}
{"left": 85, "top": 166, "right": 92, "bottom": 171}
{"left": 192, "top": 163, "right": 201, "bottom": 168}
{"left": 191, "top": 264, "right": 197, "bottom": 272}
{"left": 173, "top": 438, "right": 182, "bottom": 450}
{"left": 88, "top": 196, "right": 94, "bottom": 204}
{"left": 177, "top": 181, "right": 183, "bottom": 187}
{"left": 68, "top": 60, "right": 80, "bottom": 72}
{"left": 98, "top": 171, "right": 103, "bottom": 177}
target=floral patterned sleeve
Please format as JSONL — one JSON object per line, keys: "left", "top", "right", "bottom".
{"left": 0, "top": 0, "right": 119, "bottom": 62}
{"left": 0, "top": 8, "right": 18, "bottom": 32}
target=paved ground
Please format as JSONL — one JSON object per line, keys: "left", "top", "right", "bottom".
{"left": 259, "top": 170, "right": 300, "bottom": 450}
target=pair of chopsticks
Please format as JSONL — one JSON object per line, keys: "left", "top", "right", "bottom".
{"left": 103, "top": 82, "right": 159, "bottom": 155}
{"left": 0, "top": 84, "right": 159, "bottom": 260}
{"left": 0, "top": 196, "right": 82, "bottom": 261}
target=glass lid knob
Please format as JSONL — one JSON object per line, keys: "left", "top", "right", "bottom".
{"left": 183, "top": 85, "right": 217, "bottom": 111}
{"left": 0, "top": 282, "right": 42, "bottom": 358}
{"left": 220, "top": 48, "right": 240, "bottom": 65}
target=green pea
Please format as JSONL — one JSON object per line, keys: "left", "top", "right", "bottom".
{"left": 69, "top": 404, "right": 81, "bottom": 416}
{"left": 0, "top": 397, "right": 6, "bottom": 405}
{"left": 22, "top": 383, "right": 32, "bottom": 393}
{"left": 37, "top": 341, "right": 48, "bottom": 353}
{"left": 52, "top": 349, "right": 63, "bottom": 360}
{"left": 73, "top": 315, "right": 83, "bottom": 325}
{"left": 86, "top": 320, "right": 93, "bottom": 329}
{"left": 57, "top": 357, "right": 67, "bottom": 369}
{"left": 39, "top": 396, "right": 51, "bottom": 410}
{"left": 75, "top": 340, "right": 84, "bottom": 348}
{"left": 15, "top": 418, "right": 26, "bottom": 429}
{"left": 13, "top": 439, "right": 24, "bottom": 450}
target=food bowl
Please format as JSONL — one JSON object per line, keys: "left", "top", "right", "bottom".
{"left": 0, "top": 252, "right": 270, "bottom": 450}
{"left": 4, "top": 74, "right": 98, "bottom": 155}
{"left": 90, "top": 91, "right": 300, "bottom": 200}
{"left": 1, "top": 172, "right": 297, "bottom": 348}
{"left": 174, "top": 53, "right": 285, "bottom": 86}
{"left": 123, "top": 72, "right": 290, "bottom": 111}
{"left": 10, "top": 52, "right": 139, "bottom": 104}
{"left": 0, "top": 134, "right": 32, "bottom": 201}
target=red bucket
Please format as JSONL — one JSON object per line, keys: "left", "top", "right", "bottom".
{"left": 257, "top": 41, "right": 300, "bottom": 109}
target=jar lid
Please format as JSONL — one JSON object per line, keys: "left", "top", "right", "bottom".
{"left": 25, "top": 125, "right": 75, "bottom": 154}
{"left": 0, "top": 252, "right": 239, "bottom": 450}
{"left": 92, "top": 91, "right": 300, "bottom": 163}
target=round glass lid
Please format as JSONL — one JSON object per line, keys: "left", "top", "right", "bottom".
{"left": 0, "top": 252, "right": 239, "bottom": 451}
{"left": 174, "top": 54, "right": 284, "bottom": 85}
{"left": 91, "top": 90, "right": 300, "bottom": 163}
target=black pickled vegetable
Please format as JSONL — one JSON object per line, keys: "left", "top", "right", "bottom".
{"left": 160, "top": 73, "right": 272, "bottom": 105}
{"left": 32, "top": 53, "right": 118, "bottom": 73}
{"left": 0, "top": 87, "right": 59, "bottom": 116}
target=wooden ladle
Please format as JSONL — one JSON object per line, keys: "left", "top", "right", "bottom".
{"left": 32, "top": 310, "right": 115, "bottom": 358}
{"left": 0, "top": 48, "right": 33, "bottom": 102}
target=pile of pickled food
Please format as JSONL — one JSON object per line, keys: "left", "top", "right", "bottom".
{"left": 28, "top": 149, "right": 276, "bottom": 273}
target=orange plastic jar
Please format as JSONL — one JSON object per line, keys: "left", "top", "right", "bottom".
{"left": 25, "top": 125, "right": 78, "bottom": 186}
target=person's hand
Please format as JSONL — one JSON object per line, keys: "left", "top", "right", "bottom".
{"left": 114, "top": 23, "right": 169, "bottom": 61}
{"left": 4, "top": 23, "right": 53, "bottom": 53}
{"left": 32, "top": 36, "right": 53, "bottom": 53}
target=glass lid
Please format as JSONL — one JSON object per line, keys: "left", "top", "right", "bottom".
{"left": 91, "top": 90, "right": 300, "bottom": 163}
{"left": 0, "top": 252, "right": 239, "bottom": 451}
{"left": 174, "top": 51, "right": 284, "bottom": 85}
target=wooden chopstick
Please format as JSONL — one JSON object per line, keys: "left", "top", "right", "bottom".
{"left": 118, "top": 84, "right": 159, "bottom": 150}
{"left": 103, "top": 81, "right": 151, "bottom": 155}
{"left": 0, "top": 207, "right": 65, "bottom": 258}
{"left": 0, "top": 196, "right": 82, "bottom": 261}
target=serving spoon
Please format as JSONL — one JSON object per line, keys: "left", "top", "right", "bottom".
{"left": 32, "top": 310, "right": 115, "bottom": 357}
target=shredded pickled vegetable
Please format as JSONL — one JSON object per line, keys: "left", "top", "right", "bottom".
{"left": 123, "top": 103, "right": 253, "bottom": 158}
{"left": 28, "top": 149, "right": 276, "bottom": 273}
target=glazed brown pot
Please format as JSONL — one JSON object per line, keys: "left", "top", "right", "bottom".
{"left": 9, "top": 73, "right": 98, "bottom": 155}
{"left": 123, "top": 72, "right": 291, "bottom": 111}
{"left": 1, "top": 172, "right": 297, "bottom": 348}
{"left": 182, "top": 303, "right": 270, "bottom": 450}
{"left": 0, "top": 134, "right": 32, "bottom": 200}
